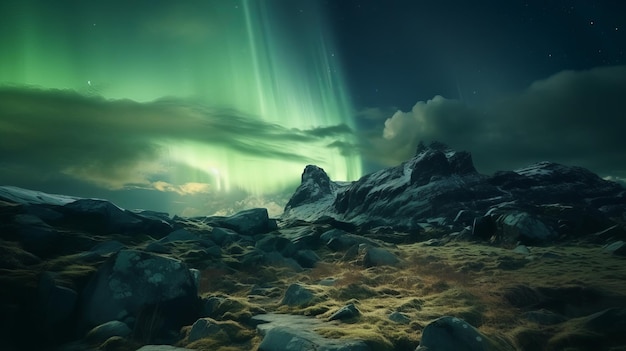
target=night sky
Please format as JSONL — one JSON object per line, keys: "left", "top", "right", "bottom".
{"left": 1, "top": 0, "right": 625, "bottom": 216}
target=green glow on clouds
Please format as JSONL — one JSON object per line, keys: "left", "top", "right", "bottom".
{"left": 0, "top": 0, "right": 362, "bottom": 199}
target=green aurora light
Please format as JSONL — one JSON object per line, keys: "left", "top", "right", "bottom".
{"left": 0, "top": 0, "right": 362, "bottom": 198}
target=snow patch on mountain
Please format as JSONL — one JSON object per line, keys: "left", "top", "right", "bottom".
{"left": 0, "top": 185, "right": 79, "bottom": 205}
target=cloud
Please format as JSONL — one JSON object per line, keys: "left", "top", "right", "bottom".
{"left": 0, "top": 87, "right": 354, "bottom": 191}
{"left": 367, "top": 65, "right": 626, "bottom": 178}
{"left": 152, "top": 181, "right": 212, "bottom": 195}
{"left": 303, "top": 124, "right": 353, "bottom": 138}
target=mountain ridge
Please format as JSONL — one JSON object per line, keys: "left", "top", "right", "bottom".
{"left": 283, "top": 142, "right": 625, "bottom": 243}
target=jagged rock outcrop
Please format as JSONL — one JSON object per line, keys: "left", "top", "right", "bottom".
{"left": 283, "top": 142, "right": 626, "bottom": 243}
{"left": 79, "top": 249, "right": 200, "bottom": 339}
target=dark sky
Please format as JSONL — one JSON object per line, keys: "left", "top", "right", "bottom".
{"left": 0, "top": 0, "right": 625, "bottom": 216}
{"left": 327, "top": 0, "right": 625, "bottom": 109}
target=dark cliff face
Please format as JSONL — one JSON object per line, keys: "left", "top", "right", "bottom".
{"left": 409, "top": 148, "right": 477, "bottom": 186}
{"left": 283, "top": 145, "right": 626, "bottom": 235}
{"left": 284, "top": 165, "right": 334, "bottom": 212}
{"left": 331, "top": 147, "right": 483, "bottom": 224}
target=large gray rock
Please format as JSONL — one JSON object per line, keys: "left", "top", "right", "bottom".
{"left": 416, "top": 316, "right": 496, "bottom": 351}
{"left": 256, "top": 235, "right": 297, "bottom": 257}
{"left": 253, "top": 314, "right": 370, "bottom": 351}
{"left": 321, "top": 229, "right": 379, "bottom": 251}
{"left": 259, "top": 326, "right": 370, "bottom": 351}
{"left": 62, "top": 199, "right": 143, "bottom": 233}
{"left": 389, "top": 311, "right": 411, "bottom": 324}
{"left": 499, "top": 212, "right": 556, "bottom": 244}
{"left": 219, "top": 208, "right": 276, "bottom": 236}
{"left": 363, "top": 247, "right": 400, "bottom": 267}
{"left": 281, "top": 284, "right": 315, "bottom": 306}
{"left": 188, "top": 317, "right": 222, "bottom": 342}
{"left": 79, "top": 249, "right": 199, "bottom": 335}
{"left": 293, "top": 249, "right": 321, "bottom": 268}
{"left": 27, "top": 197, "right": 172, "bottom": 237}
{"left": 210, "top": 227, "right": 241, "bottom": 245}
{"left": 328, "top": 303, "right": 360, "bottom": 321}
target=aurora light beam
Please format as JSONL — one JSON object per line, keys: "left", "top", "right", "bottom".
{"left": 0, "top": 0, "right": 362, "bottom": 208}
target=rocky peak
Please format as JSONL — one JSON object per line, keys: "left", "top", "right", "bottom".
{"left": 409, "top": 143, "right": 477, "bottom": 186}
{"left": 284, "top": 165, "right": 335, "bottom": 211}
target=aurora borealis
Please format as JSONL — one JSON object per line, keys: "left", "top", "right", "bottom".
{"left": 1, "top": 1, "right": 626, "bottom": 216}
{"left": 0, "top": 0, "right": 361, "bottom": 215}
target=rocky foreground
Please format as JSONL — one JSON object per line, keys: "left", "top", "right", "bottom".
{"left": 1, "top": 144, "right": 626, "bottom": 351}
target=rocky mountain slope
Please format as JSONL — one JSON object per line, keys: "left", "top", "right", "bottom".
{"left": 283, "top": 142, "right": 626, "bottom": 245}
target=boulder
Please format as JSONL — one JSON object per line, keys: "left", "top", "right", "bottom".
{"left": 62, "top": 199, "right": 144, "bottom": 234}
{"left": 256, "top": 235, "right": 297, "bottom": 257}
{"left": 258, "top": 326, "right": 370, "bottom": 351}
{"left": 79, "top": 249, "right": 199, "bottom": 336}
{"left": 253, "top": 313, "right": 370, "bottom": 351}
{"left": 218, "top": 208, "right": 275, "bottom": 236}
{"left": 389, "top": 311, "right": 411, "bottom": 324}
{"left": 85, "top": 320, "right": 132, "bottom": 344}
{"left": 281, "top": 284, "right": 315, "bottom": 307}
{"left": 499, "top": 212, "right": 556, "bottom": 244}
{"left": 416, "top": 316, "right": 496, "bottom": 351}
{"left": 188, "top": 317, "right": 222, "bottom": 342}
{"left": 293, "top": 249, "right": 321, "bottom": 268}
{"left": 328, "top": 303, "right": 360, "bottom": 321}
{"left": 363, "top": 247, "right": 400, "bottom": 267}
{"left": 210, "top": 227, "right": 241, "bottom": 245}
{"left": 321, "top": 229, "right": 379, "bottom": 251}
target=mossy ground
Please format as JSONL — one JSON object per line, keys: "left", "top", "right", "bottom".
{"left": 4, "top": 226, "right": 625, "bottom": 351}
{"left": 186, "top": 238, "right": 626, "bottom": 350}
